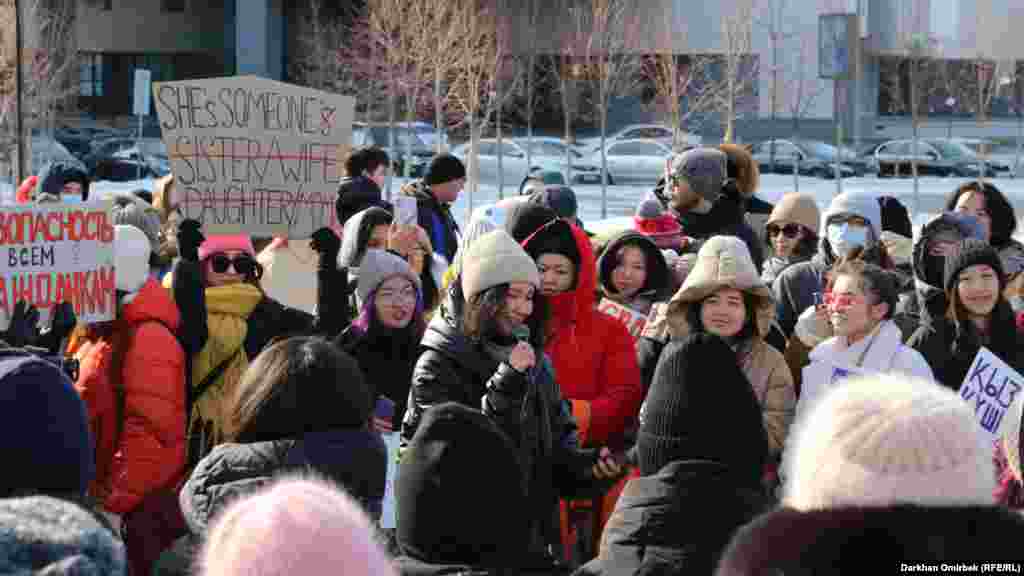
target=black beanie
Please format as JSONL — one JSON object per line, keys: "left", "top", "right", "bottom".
{"left": 878, "top": 196, "right": 913, "bottom": 239}
{"left": 505, "top": 201, "right": 558, "bottom": 244}
{"left": 523, "top": 219, "right": 582, "bottom": 280}
{"left": 944, "top": 238, "right": 1006, "bottom": 294}
{"left": 397, "top": 403, "right": 528, "bottom": 568}
{"left": 638, "top": 334, "right": 768, "bottom": 482}
{"left": 424, "top": 154, "right": 466, "bottom": 186}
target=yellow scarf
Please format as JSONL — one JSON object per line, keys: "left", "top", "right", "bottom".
{"left": 188, "top": 282, "right": 262, "bottom": 462}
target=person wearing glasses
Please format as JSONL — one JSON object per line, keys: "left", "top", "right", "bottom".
{"left": 335, "top": 249, "right": 425, "bottom": 434}
{"left": 169, "top": 220, "right": 324, "bottom": 467}
{"left": 761, "top": 193, "right": 820, "bottom": 287}
{"left": 793, "top": 260, "right": 933, "bottom": 425}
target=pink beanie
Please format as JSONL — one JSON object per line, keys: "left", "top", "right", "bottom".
{"left": 199, "top": 477, "right": 396, "bottom": 576}
{"left": 198, "top": 235, "right": 256, "bottom": 261}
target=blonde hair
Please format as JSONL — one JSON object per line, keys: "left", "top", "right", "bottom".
{"left": 200, "top": 475, "right": 395, "bottom": 576}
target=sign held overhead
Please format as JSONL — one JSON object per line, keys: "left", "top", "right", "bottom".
{"left": 153, "top": 76, "right": 355, "bottom": 238}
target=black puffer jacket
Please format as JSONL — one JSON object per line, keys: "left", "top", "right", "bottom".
{"left": 402, "top": 295, "right": 601, "bottom": 557}
{"left": 716, "top": 505, "right": 1024, "bottom": 575}
{"left": 154, "top": 429, "right": 387, "bottom": 576}
{"left": 910, "top": 305, "right": 1024, "bottom": 392}
{"left": 336, "top": 175, "right": 390, "bottom": 227}
{"left": 646, "top": 183, "right": 764, "bottom": 272}
{"left": 401, "top": 180, "right": 461, "bottom": 265}
{"left": 336, "top": 322, "right": 420, "bottom": 426}
{"left": 576, "top": 461, "right": 772, "bottom": 576}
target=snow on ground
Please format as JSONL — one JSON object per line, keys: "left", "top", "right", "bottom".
{"left": 385, "top": 174, "right": 1024, "bottom": 243}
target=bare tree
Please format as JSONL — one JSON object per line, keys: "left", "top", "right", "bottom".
{"left": 578, "top": 0, "right": 641, "bottom": 218}
{"left": 717, "top": 0, "right": 759, "bottom": 143}
{"left": 553, "top": 2, "right": 590, "bottom": 184}
{"left": 0, "top": 0, "right": 76, "bottom": 182}
{"left": 446, "top": 0, "right": 522, "bottom": 215}
{"left": 520, "top": 0, "right": 544, "bottom": 170}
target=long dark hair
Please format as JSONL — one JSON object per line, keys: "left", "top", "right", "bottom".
{"left": 946, "top": 268, "right": 1016, "bottom": 357}
{"left": 686, "top": 290, "right": 760, "bottom": 344}
{"left": 766, "top": 226, "right": 819, "bottom": 260}
{"left": 228, "top": 337, "right": 373, "bottom": 443}
{"left": 453, "top": 279, "right": 548, "bottom": 350}
{"left": 946, "top": 181, "right": 1016, "bottom": 247}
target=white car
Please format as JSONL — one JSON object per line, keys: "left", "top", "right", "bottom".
{"left": 453, "top": 137, "right": 603, "bottom": 186}
{"left": 578, "top": 123, "right": 700, "bottom": 154}
{"left": 592, "top": 139, "right": 673, "bottom": 184}
{"left": 399, "top": 121, "right": 450, "bottom": 151}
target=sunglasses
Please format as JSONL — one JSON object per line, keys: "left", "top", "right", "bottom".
{"left": 823, "top": 292, "right": 864, "bottom": 308}
{"left": 766, "top": 223, "right": 803, "bottom": 239}
{"left": 210, "top": 254, "right": 257, "bottom": 276}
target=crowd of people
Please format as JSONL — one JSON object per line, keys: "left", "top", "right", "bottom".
{"left": 5, "top": 140, "right": 1024, "bottom": 575}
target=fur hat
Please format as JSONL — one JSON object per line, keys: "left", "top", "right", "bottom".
{"left": 461, "top": 230, "right": 540, "bottom": 301}
{"left": 111, "top": 192, "right": 162, "bottom": 254}
{"left": 783, "top": 373, "right": 994, "bottom": 510}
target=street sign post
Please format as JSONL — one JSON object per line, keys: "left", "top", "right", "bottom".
{"left": 133, "top": 69, "right": 152, "bottom": 179}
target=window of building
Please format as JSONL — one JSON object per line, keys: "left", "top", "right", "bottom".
{"left": 103, "top": 0, "right": 112, "bottom": 10}
{"left": 162, "top": 0, "right": 185, "bottom": 13}
{"left": 79, "top": 53, "right": 104, "bottom": 97}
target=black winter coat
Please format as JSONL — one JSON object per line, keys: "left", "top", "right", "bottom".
{"left": 336, "top": 175, "right": 391, "bottom": 226}
{"left": 716, "top": 505, "right": 1024, "bottom": 575}
{"left": 336, "top": 322, "right": 420, "bottom": 425}
{"left": 402, "top": 299, "right": 601, "bottom": 557}
{"left": 154, "top": 429, "right": 387, "bottom": 576}
{"left": 576, "top": 461, "right": 772, "bottom": 576}
{"left": 909, "top": 309, "right": 1024, "bottom": 392}
{"left": 401, "top": 180, "right": 461, "bottom": 264}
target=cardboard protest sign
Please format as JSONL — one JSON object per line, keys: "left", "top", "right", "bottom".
{"left": 0, "top": 201, "right": 115, "bottom": 327}
{"left": 958, "top": 347, "right": 1024, "bottom": 438}
{"left": 380, "top": 432, "right": 400, "bottom": 529}
{"left": 154, "top": 76, "right": 355, "bottom": 238}
{"left": 597, "top": 298, "right": 647, "bottom": 337}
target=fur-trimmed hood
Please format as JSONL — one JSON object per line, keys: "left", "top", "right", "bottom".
{"left": 664, "top": 236, "right": 774, "bottom": 339}
{"left": 716, "top": 504, "right": 1024, "bottom": 575}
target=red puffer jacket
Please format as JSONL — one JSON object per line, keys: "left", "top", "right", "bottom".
{"left": 522, "top": 220, "right": 643, "bottom": 447}
{"left": 70, "top": 277, "right": 187, "bottom": 515}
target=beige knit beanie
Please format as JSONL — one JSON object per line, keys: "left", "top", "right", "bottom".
{"left": 461, "top": 230, "right": 540, "bottom": 301}
{"left": 784, "top": 373, "right": 994, "bottom": 511}
{"left": 766, "top": 192, "right": 821, "bottom": 235}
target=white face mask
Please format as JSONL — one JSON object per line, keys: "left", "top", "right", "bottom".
{"left": 61, "top": 194, "right": 82, "bottom": 204}
{"left": 828, "top": 222, "right": 870, "bottom": 257}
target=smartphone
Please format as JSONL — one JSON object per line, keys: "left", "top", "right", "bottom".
{"left": 394, "top": 196, "right": 417, "bottom": 227}
{"left": 375, "top": 396, "right": 395, "bottom": 425}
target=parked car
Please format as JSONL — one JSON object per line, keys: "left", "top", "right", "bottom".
{"left": 398, "top": 121, "right": 450, "bottom": 151}
{"left": 939, "top": 138, "right": 1013, "bottom": 176}
{"left": 578, "top": 123, "right": 700, "bottom": 153}
{"left": 592, "top": 139, "right": 673, "bottom": 184}
{"left": 91, "top": 157, "right": 160, "bottom": 184}
{"left": 30, "top": 137, "right": 80, "bottom": 176}
{"left": 751, "top": 139, "right": 867, "bottom": 179}
{"left": 452, "top": 137, "right": 603, "bottom": 186}
{"left": 55, "top": 125, "right": 126, "bottom": 161}
{"left": 352, "top": 122, "right": 434, "bottom": 177}
{"left": 865, "top": 139, "right": 989, "bottom": 178}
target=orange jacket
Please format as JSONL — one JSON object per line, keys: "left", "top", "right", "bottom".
{"left": 70, "top": 277, "right": 187, "bottom": 514}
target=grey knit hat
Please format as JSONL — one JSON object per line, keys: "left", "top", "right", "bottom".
{"left": 110, "top": 192, "right": 161, "bottom": 254}
{"left": 0, "top": 496, "right": 126, "bottom": 575}
{"left": 356, "top": 249, "right": 422, "bottom": 309}
{"left": 669, "top": 148, "right": 727, "bottom": 202}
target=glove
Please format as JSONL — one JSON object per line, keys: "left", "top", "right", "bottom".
{"left": 38, "top": 301, "right": 76, "bottom": 356}
{"left": 2, "top": 300, "right": 40, "bottom": 348}
{"left": 177, "top": 219, "right": 205, "bottom": 262}
{"left": 310, "top": 227, "right": 341, "bottom": 271}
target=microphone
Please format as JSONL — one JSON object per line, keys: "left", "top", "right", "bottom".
{"left": 511, "top": 325, "right": 536, "bottom": 382}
